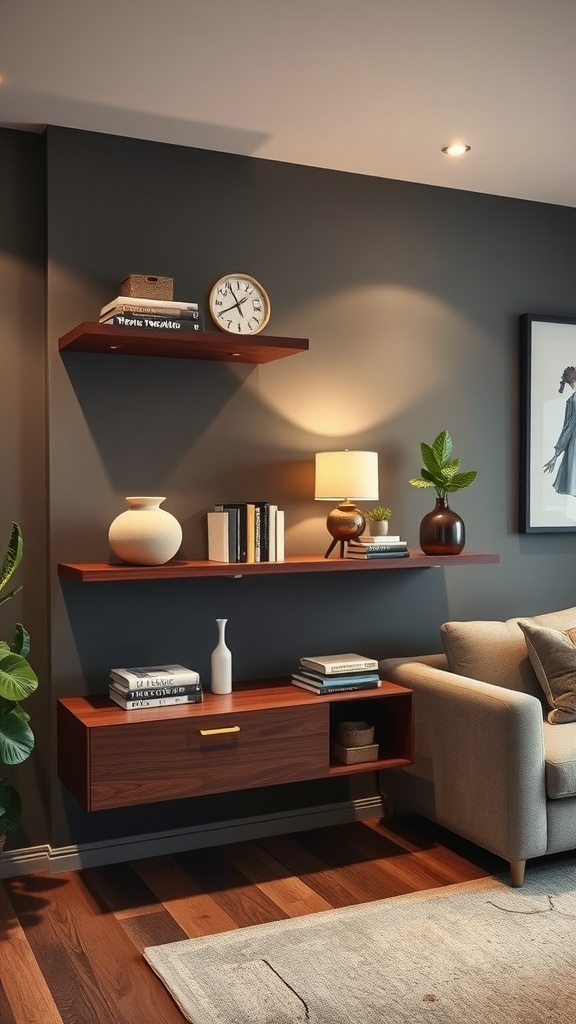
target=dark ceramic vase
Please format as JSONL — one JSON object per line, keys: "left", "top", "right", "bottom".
{"left": 419, "top": 496, "right": 465, "bottom": 555}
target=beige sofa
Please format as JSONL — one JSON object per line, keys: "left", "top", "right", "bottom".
{"left": 379, "top": 604, "right": 576, "bottom": 886}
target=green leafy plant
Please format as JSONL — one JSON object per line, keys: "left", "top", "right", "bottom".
{"left": 409, "top": 430, "right": 477, "bottom": 499}
{"left": 0, "top": 523, "right": 38, "bottom": 840}
{"left": 365, "top": 506, "right": 392, "bottom": 522}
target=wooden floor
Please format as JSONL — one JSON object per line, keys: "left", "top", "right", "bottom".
{"left": 0, "top": 814, "right": 505, "bottom": 1024}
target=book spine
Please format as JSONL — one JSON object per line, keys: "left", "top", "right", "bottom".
{"left": 101, "top": 296, "right": 200, "bottom": 314}
{"left": 293, "top": 670, "right": 380, "bottom": 685}
{"left": 346, "top": 551, "right": 410, "bottom": 559}
{"left": 275, "top": 509, "right": 285, "bottom": 561}
{"left": 347, "top": 542, "right": 406, "bottom": 551}
{"left": 109, "top": 668, "right": 200, "bottom": 689}
{"left": 109, "top": 692, "right": 203, "bottom": 709}
{"left": 110, "top": 682, "right": 202, "bottom": 699}
{"left": 299, "top": 660, "right": 378, "bottom": 675}
{"left": 291, "top": 680, "right": 382, "bottom": 694}
{"left": 207, "top": 510, "right": 230, "bottom": 562}
{"left": 245, "top": 503, "right": 256, "bottom": 562}
{"left": 101, "top": 313, "right": 204, "bottom": 330}
{"left": 268, "top": 505, "right": 277, "bottom": 562}
{"left": 250, "top": 502, "right": 270, "bottom": 560}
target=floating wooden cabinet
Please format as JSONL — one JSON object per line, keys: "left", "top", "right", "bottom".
{"left": 57, "top": 680, "right": 413, "bottom": 812}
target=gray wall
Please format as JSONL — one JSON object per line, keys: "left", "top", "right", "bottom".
{"left": 4, "top": 123, "right": 576, "bottom": 853}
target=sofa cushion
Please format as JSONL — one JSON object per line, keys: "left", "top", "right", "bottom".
{"left": 543, "top": 720, "right": 576, "bottom": 797}
{"left": 519, "top": 621, "right": 576, "bottom": 724}
{"left": 441, "top": 605, "right": 576, "bottom": 701}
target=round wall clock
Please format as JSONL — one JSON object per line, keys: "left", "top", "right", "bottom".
{"left": 209, "top": 273, "right": 271, "bottom": 335}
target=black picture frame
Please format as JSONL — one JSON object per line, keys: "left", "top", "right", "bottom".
{"left": 520, "top": 313, "right": 576, "bottom": 532}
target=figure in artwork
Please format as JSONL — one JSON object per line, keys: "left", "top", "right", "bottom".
{"left": 543, "top": 366, "right": 576, "bottom": 497}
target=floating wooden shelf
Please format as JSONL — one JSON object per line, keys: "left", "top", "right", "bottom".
{"left": 57, "top": 552, "right": 500, "bottom": 583}
{"left": 58, "top": 322, "right": 309, "bottom": 363}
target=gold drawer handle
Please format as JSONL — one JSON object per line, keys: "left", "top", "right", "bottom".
{"left": 199, "top": 726, "right": 241, "bottom": 736}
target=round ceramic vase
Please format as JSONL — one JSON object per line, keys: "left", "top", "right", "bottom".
{"left": 108, "top": 496, "right": 182, "bottom": 565}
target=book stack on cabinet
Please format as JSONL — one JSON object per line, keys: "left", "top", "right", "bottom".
{"left": 108, "top": 663, "right": 203, "bottom": 710}
{"left": 208, "top": 502, "right": 285, "bottom": 563}
{"left": 345, "top": 536, "right": 409, "bottom": 559}
{"left": 291, "top": 652, "right": 381, "bottom": 695}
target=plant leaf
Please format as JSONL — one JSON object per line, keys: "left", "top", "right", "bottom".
{"left": 11, "top": 623, "right": 30, "bottom": 658}
{"left": 409, "top": 477, "right": 436, "bottom": 489}
{"left": 0, "top": 653, "right": 38, "bottom": 702}
{"left": 420, "top": 443, "right": 443, "bottom": 476}
{"left": 0, "top": 585, "right": 23, "bottom": 609}
{"left": 0, "top": 523, "right": 23, "bottom": 597}
{"left": 445, "top": 471, "right": 478, "bottom": 491}
{"left": 0, "top": 710, "right": 34, "bottom": 765}
{"left": 432, "top": 430, "right": 452, "bottom": 466}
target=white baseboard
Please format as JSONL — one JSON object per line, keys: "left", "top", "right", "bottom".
{"left": 0, "top": 796, "right": 384, "bottom": 878}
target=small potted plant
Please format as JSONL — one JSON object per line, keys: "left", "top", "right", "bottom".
{"left": 0, "top": 522, "right": 38, "bottom": 851}
{"left": 409, "top": 430, "right": 477, "bottom": 554}
{"left": 365, "top": 505, "right": 392, "bottom": 537}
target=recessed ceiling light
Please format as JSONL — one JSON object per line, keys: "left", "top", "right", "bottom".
{"left": 441, "top": 143, "right": 471, "bottom": 157}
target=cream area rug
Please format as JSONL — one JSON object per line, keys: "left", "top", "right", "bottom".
{"left": 144, "top": 861, "right": 576, "bottom": 1024}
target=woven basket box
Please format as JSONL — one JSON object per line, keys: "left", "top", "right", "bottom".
{"left": 120, "top": 275, "right": 174, "bottom": 300}
{"left": 331, "top": 741, "right": 379, "bottom": 765}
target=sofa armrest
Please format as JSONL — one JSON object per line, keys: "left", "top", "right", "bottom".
{"left": 379, "top": 656, "right": 548, "bottom": 863}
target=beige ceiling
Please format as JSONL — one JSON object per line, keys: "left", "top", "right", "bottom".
{"left": 2, "top": 0, "right": 576, "bottom": 207}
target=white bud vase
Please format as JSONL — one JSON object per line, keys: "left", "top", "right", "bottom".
{"left": 108, "top": 496, "right": 182, "bottom": 566}
{"left": 211, "top": 618, "right": 232, "bottom": 694}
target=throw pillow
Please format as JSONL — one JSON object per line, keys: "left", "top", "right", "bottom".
{"left": 518, "top": 620, "right": 576, "bottom": 724}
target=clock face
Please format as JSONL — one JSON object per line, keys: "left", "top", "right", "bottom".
{"left": 209, "top": 274, "right": 271, "bottom": 335}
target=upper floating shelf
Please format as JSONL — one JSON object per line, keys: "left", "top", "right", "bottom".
{"left": 57, "top": 552, "right": 500, "bottom": 583}
{"left": 58, "top": 322, "right": 309, "bottom": 363}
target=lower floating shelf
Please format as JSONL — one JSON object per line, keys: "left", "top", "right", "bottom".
{"left": 57, "top": 552, "right": 500, "bottom": 582}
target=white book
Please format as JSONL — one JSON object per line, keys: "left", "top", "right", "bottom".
{"left": 350, "top": 536, "right": 402, "bottom": 545}
{"left": 207, "top": 510, "right": 229, "bottom": 562}
{"left": 100, "top": 295, "right": 199, "bottom": 316}
{"left": 275, "top": 509, "right": 285, "bottom": 561}
{"left": 109, "top": 663, "right": 200, "bottom": 690}
{"left": 109, "top": 690, "right": 203, "bottom": 710}
{"left": 299, "top": 652, "right": 379, "bottom": 675}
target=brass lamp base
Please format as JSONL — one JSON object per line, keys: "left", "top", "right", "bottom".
{"left": 324, "top": 500, "right": 366, "bottom": 558}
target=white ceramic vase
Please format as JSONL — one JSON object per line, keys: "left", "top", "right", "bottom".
{"left": 211, "top": 618, "right": 232, "bottom": 694}
{"left": 108, "top": 496, "right": 182, "bottom": 566}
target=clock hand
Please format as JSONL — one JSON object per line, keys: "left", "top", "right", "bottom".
{"left": 218, "top": 295, "right": 250, "bottom": 316}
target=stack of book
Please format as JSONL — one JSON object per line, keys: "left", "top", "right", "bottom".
{"left": 346, "top": 536, "right": 410, "bottom": 559}
{"left": 291, "top": 652, "right": 381, "bottom": 695}
{"left": 99, "top": 295, "right": 204, "bottom": 332}
{"left": 208, "top": 502, "right": 285, "bottom": 563}
{"left": 108, "top": 663, "right": 203, "bottom": 710}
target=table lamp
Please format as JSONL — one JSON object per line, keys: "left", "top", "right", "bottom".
{"left": 315, "top": 450, "right": 379, "bottom": 558}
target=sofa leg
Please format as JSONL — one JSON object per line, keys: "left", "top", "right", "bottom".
{"left": 509, "top": 859, "right": 526, "bottom": 887}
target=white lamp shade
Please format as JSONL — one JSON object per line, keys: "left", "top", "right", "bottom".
{"left": 315, "top": 450, "right": 379, "bottom": 501}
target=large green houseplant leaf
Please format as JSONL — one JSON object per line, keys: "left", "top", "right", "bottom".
{"left": 0, "top": 523, "right": 38, "bottom": 838}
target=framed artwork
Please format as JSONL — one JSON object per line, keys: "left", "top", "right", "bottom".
{"left": 520, "top": 313, "right": 576, "bottom": 532}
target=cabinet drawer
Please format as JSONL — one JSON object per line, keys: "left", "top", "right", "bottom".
{"left": 88, "top": 704, "right": 328, "bottom": 810}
